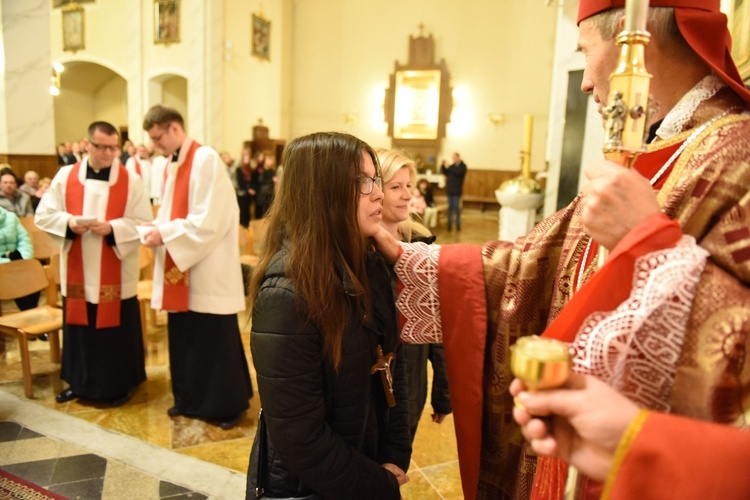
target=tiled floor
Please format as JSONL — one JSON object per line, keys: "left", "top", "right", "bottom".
{"left": 0, "top": 209, "right": 501, "bottom": 499}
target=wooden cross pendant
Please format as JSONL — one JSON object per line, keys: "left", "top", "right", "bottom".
{"left": 371, "top": 345, "right": 396, "bottom": 408}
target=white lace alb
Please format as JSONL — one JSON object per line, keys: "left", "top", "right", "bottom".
{"left": 394, "top": 241, "right": 444, "bottom": 344}
{"left": 656, "top": 73, "right": 725, "bottom": 139}
{"left": 570, "top": 235, "right": 708, "bottom": 411}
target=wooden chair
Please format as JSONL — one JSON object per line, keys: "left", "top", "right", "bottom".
{"left": 19, "top": 216, "right": 37, "bottom": 234}
{"left": 30, "top": 230, "right": 59, "bottom": 264}
{"left": 44, "top": 253, "right": 62, "bottom": 308}
{"left": 0, "top": 259, "right": 63, "bottom": 398}
{"left": 239, "top": 224, "right": 259, "bottom": 267}
{"left": 137, "top": 245, "right": 156, "bottom": 345}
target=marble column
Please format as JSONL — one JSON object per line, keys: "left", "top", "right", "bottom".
{"left": 0, "top": 0, "right": 55, "bottom": 154}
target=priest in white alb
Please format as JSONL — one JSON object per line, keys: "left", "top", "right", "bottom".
{"left": 141, "top": 105, "right": 253, "bottom": 430}
{"left": 36, "top": 121, "right": 153, "bottom": 406}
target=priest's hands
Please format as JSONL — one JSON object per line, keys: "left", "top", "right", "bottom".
{"left": 141, "top": 226, "right": 164, "bottom": 247}
{"left": 88, "top": 221, "right": 112, "bottom": 236}
{"left": 381, "top": 462, "right": 409, "bottom": 487}
{"left": 581, "top": 160, "right": 661, "bottom": 250}
{"left": 510, "top": 373, "right": 640, "bottom": 482}
{"left": 372, "top": 226, "right": 401, "bottom": 264}
{"left": 68, "top": 218, "right": 89, "bottom": 235}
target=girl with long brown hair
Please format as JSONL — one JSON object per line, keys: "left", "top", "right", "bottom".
{"left": 246, "top": 132, "right": 411, "bottom": 499}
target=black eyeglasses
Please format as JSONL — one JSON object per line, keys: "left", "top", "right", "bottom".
{"left": 357, "top": 175, "right": 382, "bottom": 195}
{"left": 89, "top": 142, "right": 118, "bottom": 153}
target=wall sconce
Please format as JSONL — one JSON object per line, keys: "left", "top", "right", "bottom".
{"left": 487, "top": 113, "right": 505, "bottom": 128}
{"left": 342, "top": 111, "right": 357, "bottom": 125}
{"left": 49, "top": 62, "right": 64, "bottom": 96}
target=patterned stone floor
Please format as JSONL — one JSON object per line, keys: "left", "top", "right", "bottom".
{"left": 0, "top": 209, "right": 500, "bottom": 499}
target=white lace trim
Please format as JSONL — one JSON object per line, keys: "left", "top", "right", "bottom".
{"left": 656, "top": 73, "right": 725, "bottom": 140}
{"left": 395, "top": 241, "right": 444, "bottom": 343}
{"left": 571, "top": 235, "right": 709, "bottom": 412}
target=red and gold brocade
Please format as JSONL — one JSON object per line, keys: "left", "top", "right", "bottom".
{"left": 437, "top": 89, "right": 750, "bottom": 498}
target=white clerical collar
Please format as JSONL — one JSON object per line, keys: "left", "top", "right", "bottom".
{"left": 655, "top": 73, "right": 725, "bottom": 140}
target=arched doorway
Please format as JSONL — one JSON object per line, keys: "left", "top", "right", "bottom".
{"left": 53, "top": 61, "right": 127, "bottom": 146}
{"left": 147, "top": 74, "right": 188, "bottom": 124}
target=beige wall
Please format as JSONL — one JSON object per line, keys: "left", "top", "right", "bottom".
{"left": 54, "top": 88, "right": 95, "bottom": 144}
{"left": 43, "top": 0, "right": 557, "bottom": 171}
{"left": 288, "top": 0, "right": 558, "bottom": 171}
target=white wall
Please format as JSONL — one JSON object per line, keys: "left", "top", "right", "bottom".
{"left": 289, "top": 0, "right": 558, "bottom": 171}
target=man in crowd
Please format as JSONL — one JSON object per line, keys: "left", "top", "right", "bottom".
{"left": 141, "top": 105, "right": 253, "bottom": 430}
{"left": 35, "top": 121, "right": 152, "bottom": 405}
{"left": 125, "top": 144, "right": 155, "bottom": 205}
{"left": 440, "top": 152, "right": 466, "bottom": 231}
{"left": 376, "top": 1, "right": 750, "bottom": 498}
{"left": 18, "top": 170, "right": 39, "bottom": 198}
{"left": 0, "top": 167, "right": 34, "bottom": 217}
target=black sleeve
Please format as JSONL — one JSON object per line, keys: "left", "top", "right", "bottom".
{"left": 252, "top": 284, "right": 401, "bottom": 500}
{"left": 428, "top": 344, "right": 452, "bottom": 415}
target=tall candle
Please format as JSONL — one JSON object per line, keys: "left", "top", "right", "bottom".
{"left": 624, "top": 0, "right": 649, "bottom": 32}
{"left": 522, "top": 114, "right": 533, "bottom": 178}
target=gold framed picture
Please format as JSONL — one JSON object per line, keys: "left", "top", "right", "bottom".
{"left": 53, "top": 0, "right": 94, "bottom": 7}
{"left": 155, "top": 0, "right": 180, "bottom": 45}
{"left": 252, "top": 14, "right": 270, "bottom": 61}
{"left": 393, "top": 70, "right": 442, "bottom": 140}
{"left": 727, "top": 0, "right": 750, "bottom": 81}
{"left": 62, "top": 4, "right": 85, "bottom": 53}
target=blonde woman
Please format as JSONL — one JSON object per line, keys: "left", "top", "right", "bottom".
{"left": 376, "top": 148, "right": 452, "bottom": 442}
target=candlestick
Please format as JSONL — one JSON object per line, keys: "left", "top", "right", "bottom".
{"left": 624, "top": 0, "right": 649, "bottom": 33}
{"left": 522, "top": 114, "right": 533, "bottom": 179}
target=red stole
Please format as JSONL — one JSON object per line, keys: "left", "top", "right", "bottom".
{"left": 533, "top": 143, "right": 687, "bottom": 499}
{"left": 161, "top": 141, "right": 200, "bottom": 312}
{"left": 65, "top": 162, "right": 128, "bottom": 328}
{"left": 133, "top": 157, "right": 142, "bottom": 177}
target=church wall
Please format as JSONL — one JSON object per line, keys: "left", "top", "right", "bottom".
{"left": 54, "top": 88, "right": 95, "bottom": 144}
{"left": 221, "top": 0, "right": 288, "bottom": 157}
{"left": 288, "top": 0, "right": 558, "bottom": 172}
{"left": 94, "top": 77, "right": 128, "bottom": 136}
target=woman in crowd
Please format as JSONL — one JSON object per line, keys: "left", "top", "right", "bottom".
{"left": 251, "top": 154, "right": 276, "bottom": 219}
{"left": 236, "top": 147, "right": 254, "bottom": 227}
{"left": 376, "top": 148, "right": 451, "bottom": 442}
{"left": 246, "top": 132, "right": 411, "bottom": 499}
{"left": 0, "top": 206, "right": 40, "bottom": 311}
{"left": 416, "top": 178, "right": 437, "bottom": 229}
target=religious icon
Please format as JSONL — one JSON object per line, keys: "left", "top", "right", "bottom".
{"left": 154, "top": 0, "right": 180, "bottom": 45}
{"left": 603, "top": 90, "right": 626, "bottom": 149}
{"left": 62, "top": 4, "right": 85, "bottom": 53}
{"left": 252, "top": 14, "right": 271, "bottom": 61}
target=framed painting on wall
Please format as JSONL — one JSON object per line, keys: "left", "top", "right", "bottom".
{"left": 252, "top": 14, "right": 270, "bottom": 61}
{"left": 726, "top": 0, "right": 750, "bottom": 81}
{"left": 155, "top": 0, "right": 180, "bottom": 45}
{"left": 53, "top": 0, "right": 94, "bottom": 7}
{"left": 62, "top": 4, "right": 84, "bottom": 53}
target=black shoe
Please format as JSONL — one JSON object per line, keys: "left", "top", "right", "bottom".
{"left": 56, "top": 388, "right": 77, "bottom": 403}
{"left": 108, "top": 390, "right": 133, "bottom": 407}
{"left": 39, "top": 333, "right": 49, "bottom": 341}
{"left": 167, "top": 406, "right": 182, "bottom": 417}
{"left": 218, "top": 413, "right": 243, "bottom": 430}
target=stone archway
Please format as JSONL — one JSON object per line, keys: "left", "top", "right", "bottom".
{"left": 147, "top": 74, "right": 188, "bottom": 124}
{"left": 53, "top": 61, "right": 127, "bottom": 146}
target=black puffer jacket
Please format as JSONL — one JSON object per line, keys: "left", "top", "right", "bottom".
{"left": 246, "top": 247, "right": 412, "bottom": 499}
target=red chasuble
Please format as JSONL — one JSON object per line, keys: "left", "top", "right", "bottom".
{"left": 65, "top": 162, "right": 129, "bottom": 328}
{"left": 161, "top": 141, "right": 200, "bottom": 312}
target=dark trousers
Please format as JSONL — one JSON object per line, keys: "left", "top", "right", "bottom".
{"left": 447, "top": 195, "right": 461, "bottom": 229}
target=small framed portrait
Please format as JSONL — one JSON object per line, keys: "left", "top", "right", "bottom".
{"left": 252, "top": 13, "right": 271, "bottom": 61}
{"left": 154, "top": 0, "right": 180, "bottom": 45}
{"left": 62, "top": 4, "right": 85, "bottom": 53}
{"left": 53, "top": 0, "right": 94, "bottom": 7}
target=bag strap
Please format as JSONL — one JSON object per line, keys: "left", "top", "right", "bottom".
{"left": 256, "top": 408, "right": 268, "bottom": 498}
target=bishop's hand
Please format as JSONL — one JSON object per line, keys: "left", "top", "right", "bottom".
{"left": 510, "top": 373, "right": 640, "bottom": 482}
{"left": 581, "top": 159, "right": 661, "bottom": 250}
{"left": 371, "top": 226, "right": 401, "bottom": 265}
